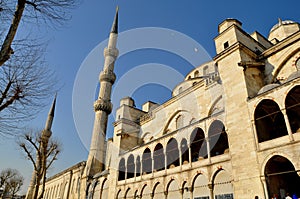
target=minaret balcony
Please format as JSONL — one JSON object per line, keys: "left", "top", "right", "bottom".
{"left": 104, "top": 47, "right": 119, "bottom": 58}
{"left": 100, "top": 71, "right": 116, "bottom": 84}
{"left": 94, "top": 98, "right": 113, "bottom": 113}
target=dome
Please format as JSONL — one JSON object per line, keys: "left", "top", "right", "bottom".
{"left": 286, "top": 71, "right": 300, "bottom": 82}
{"left": 270, "top": 19, "right": 297, "bottom": 32}
{"left": 257, "top": 84, "right": 280, "bottom": 95}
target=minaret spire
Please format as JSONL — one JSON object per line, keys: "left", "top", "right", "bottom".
{"left": 85, "top": 7, "right": 119, "bottom": 177}
{"left": 45, "top": 94, "right": 56, "bottom": 131}
{"left": 111, "top": 6, "right": 118, "bottom": 34}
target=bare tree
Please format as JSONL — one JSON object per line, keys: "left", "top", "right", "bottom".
{"left": 18, "top": 130, "right": 61, "bottom": 199}
{"left": 0, "top": 0, "right": 79, "bottom": 137}
{"left": 0, "top": 46, "right": 56, "bottom": 137}
{"left": 0, "top": 168, "right": 24, "bottom": 198}
{"left": 0, "top": 0, "right": 78, "bottom": 66}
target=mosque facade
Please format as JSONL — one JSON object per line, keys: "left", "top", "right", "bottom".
{"left": 39, "top": 10, "right": 300, "bottom": 199}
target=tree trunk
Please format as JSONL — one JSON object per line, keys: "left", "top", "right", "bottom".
{"left": 0, "top": 0, "right": 26, "bottom": 66}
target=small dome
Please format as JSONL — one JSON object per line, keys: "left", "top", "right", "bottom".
{"left": 286, "top": 71, "right": 300, "bottom": 82}
{"left": 257, "top": 84, "right": 280, "bottom": 95}
{"left": 270, "top": 19, "right": 297, "bottom": 32}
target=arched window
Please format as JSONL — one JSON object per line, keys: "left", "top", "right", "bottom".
{"left": 166, "top": 138, "right": 180, "bottom": 168}
{"left": 118, "top": 158, "right": 126, "bottom": 181}
{"left": 178, "top": 87, "right": 183, "bottom": 94}
{"left": 176, "top": 115, "right": 184, "bottom": 129}
{"left": 194, "top": 70, "right": 199, "bottom": 78}
{"left": 255, "top": 99, "right": 288, "bottom": 142}
{"left": 190, "top": 128, "right": 207, "bottom": 162}
{"left": 127, "top": 154, "right": 135, "bottom": 179}
{"left": 153, "top": 143, "right": 165, "bottom": 171}
{"left": 180, "top": 138, "right": 189, "bottom": 164}
{"left": 136, "top": 156, "right": 141, "bottom": 177}
{"left": 265, "top": 155, "right": 300, "bottom": 198}
{"left": 208, "top": 120, "right": 229, "bottom": 157}
{"left": 213, "top": 169, "right": 234, "bottom": 198}
{"left": 101, "top": 179, "right": 109, "bottom": 199}
{"left": 285, "top": 86, "right": 300, "bottom": 133}
{"left": 203, "top": 65, "right": 209, "bottom": 75}
{"left": 142, "top": 148, "right": 152, "bottom": 174}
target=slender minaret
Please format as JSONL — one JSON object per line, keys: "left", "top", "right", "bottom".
{"left": 26, "top": 95, "right": 56, "bottom": 199}
{"left": 85, "top": 7, "right": 119, "bottom": 177}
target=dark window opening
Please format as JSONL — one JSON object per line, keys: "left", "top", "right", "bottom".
{"left": 166, "top": 138, "right": 180, "bottom": 168}
{"left": 265, "top": 155, "right": 300, "bottom": 198}
{"left": 208, "top": 120, "right": 229, "bottom": 157}
{"left": 153, "top": 143, "right": 165, "bottom": 171}
{"left": 142, "top": 148, "right": 152, "bottom": 174}
{"left": 126, "top": 154, "right": 135, "bottom": 179}
{"left": 190, "top": 128, "right": 207, "bottom": 162}
{"left": 285, "top": 86, "right": 300, "bottom": 133}
{"left": 223, "top": 41, "right": 229, "bottom": 49}
{"left": 118, "top": 158, "right": 126, "bottom": 181}
{"left": 255, "top": 99, "right": 288, "bottom": 142}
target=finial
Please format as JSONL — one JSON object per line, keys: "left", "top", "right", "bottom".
{"left": 278, "top": 18, "right": 283, "bottom": 25}
{"left": 49, "top": 93, "right": 57, "bottom": 117}
{"left": 110, "top": 6, "right": 119, "bottom": 34}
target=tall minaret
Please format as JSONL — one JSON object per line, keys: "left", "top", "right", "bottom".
{"left": 85, "top": 7, "right": 119, "bottom": 177}
{"left": 25, "top": 95, "right": 56, "bottom": 199}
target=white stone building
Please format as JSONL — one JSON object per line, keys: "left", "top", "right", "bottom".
{"left": 40, "top": 10, "right": 300, "bottom": 199}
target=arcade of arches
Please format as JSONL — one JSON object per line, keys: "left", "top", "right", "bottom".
{"left": 118, "top": 120, "right": 229, "bottom": 181}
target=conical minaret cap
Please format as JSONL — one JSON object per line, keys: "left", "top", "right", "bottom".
{"left": 48, "top": 94, "right": 56, "bottom": 117}
{"left": 110, "top": 6, "right": 119, "bottom": 34}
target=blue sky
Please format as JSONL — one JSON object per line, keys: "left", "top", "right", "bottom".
{"left": 0, "top": 0, "right": 300, "bottom": 194}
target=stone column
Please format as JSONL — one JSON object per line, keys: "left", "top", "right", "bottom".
{"left": 282, "top": 109, "right": 294, "bottom": 141}
{"left": 208, "top": 183, "right": 214, "bottom": 199}
{"left": 206, "top": 137, "right": 211, "bottom": 163}
{"left": 261, "top": 176, "right": 269, "bottom": 199}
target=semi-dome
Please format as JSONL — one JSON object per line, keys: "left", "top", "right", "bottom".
{"left": 286, "top": 71, "right": 300, "bottom": 82}
{"left": 257, "top": 84, "right": 280, "bottom": 95}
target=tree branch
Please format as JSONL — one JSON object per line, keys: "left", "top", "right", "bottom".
{"left": 19, "top": 143, "right": 37, "bottom": 171}
{"left": 46, "top": 150, "right": 59, "bottom": 170}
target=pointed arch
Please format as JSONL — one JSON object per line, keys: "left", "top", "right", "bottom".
{"left": 264, "top": 155, "right": 300, "bottom": 198}
{"left": 166, "top": 179, "right": 180, "bottom": 199}
{"left": 118, "top": 158, "right": 126, "bottom": 181}
{"left": 190, "top": 127, "right": 207, "bottom": 161}
{"left": 285, "top": 85, "right": 300, "bottom": 133}
{"left": 142, "top": 148, "right": 152, "bottom": 174}
{"left": 271, "top": 47, "right": 300, "bottom": 82}
{"left": 127, "top": 154, "right": 135, "bottom": 179}
{"left": 207, "top": 95, "right": 223, "bottom": 116}
{"left": 124, "top": 187, "right": 134, "bottom": 199}
{"left": 141, "top": 184, "right": 151, "bottom": 199}
{"left": 208, "top": 120, "right": 229, "bottom": 157}
{"left": 116, "top": 189, "right": 122, "bottom": 199}
{"left": 100, "top": 178, "right": 109, "bottom": 199}
{"left": 162, "top": 110, "right": 189, "bottom": 134}
{"left": 192, "top": 173, "right": 210, "bottom": 199}
{"left": 212, "top": 169, "right": 234, "bottom": 198}
{"left": 254, "top": 99, "right": 288, "bottom": 142}
{"left": 166, "top": 138, "right": 180, "bottom": 168}
{"left": 153, "top": 143, "right": 165, "bottom": 171}
{"left": 152, "top": 182, "right": 164, "bottom": 199}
